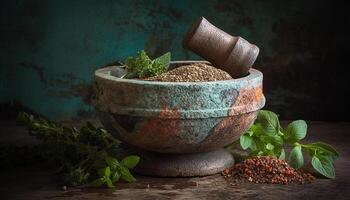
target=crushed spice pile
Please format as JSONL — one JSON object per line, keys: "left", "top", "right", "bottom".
{"left": 222, "top": 156, "right": 315, "bottom": 185}
{"left": 145, "top": 63, "right": 233, "bottom": 82}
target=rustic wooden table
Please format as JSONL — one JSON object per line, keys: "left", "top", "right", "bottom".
{"left": 0, "top": 121, "right": 349, "bottom": 200}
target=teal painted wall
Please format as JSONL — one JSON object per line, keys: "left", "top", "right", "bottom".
{"left": 1, "top": 0, "right": 349, "bottom": 120}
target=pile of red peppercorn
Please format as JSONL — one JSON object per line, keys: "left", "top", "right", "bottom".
{"left": 222, "top": 156, "right": 315, "bottom": 185}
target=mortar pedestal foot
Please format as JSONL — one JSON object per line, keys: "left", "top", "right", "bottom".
{"left": 126, "top": 148, "right": 234, "bottom": 177}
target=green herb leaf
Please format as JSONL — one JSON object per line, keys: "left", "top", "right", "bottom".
{"left": 285, "top": 120, "right": 307, "bottom": 143}
{"left": 120, "top": 166, "right": 136, "bottom": 182}
{"left": 306, "top": 142, "right": 339, "bottom": 159}
{"left": 266, "top": 143, "right": 274, "bottom": 151}
{"left": 154, "top": 52, "right": 171, "bottom": 70}
{"left": 105, "top": 156, "right": 120, "bottom": 170}
{"left": 123, "top": 50, "right": 171, "bottom": 78}
{"left": 240, "top": 134, "right": 253, "bottom": 150}
{"left": 279, "top": 149, "right": 286, "bottom": 160}
{"left": 288, "top": 145, "right": 304, "bottom": 169}
{"left": 256, "top": 110, "right": 280, "bottom": 135}
{"left": 250, "top": 124, "right": 264, "bottom": 136}
{"left": 260, "top": 134, "right": 284, "bottom": 147}
{"left": 106, "top": 178, "right": 114, "bottom": 188}
{"left": 15, "top": 112, "right": 140, "bottom": 187}
{"left": 121, "top": 155, "right": 140, "bottom": 169}
{"left": 104, "top": 166, "right": 111, "bottom": 177}
{"left": 111, "top": 171, "right": 120, "bottom": 182}
{"left": 91, "top": 177, "right": 106, "bottom": 187}
{"left": 311, "top": 155, "right": 335, "bottom": 179}
{"left": 257, "top": 151, "right": 264, "bottom": 156}
{"left": 248, "top": 140, "right": 258, "bottom": 151}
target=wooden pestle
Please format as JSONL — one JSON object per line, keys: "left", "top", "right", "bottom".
{"left": 183, "top": 17, "right": 259, "bottom": 78}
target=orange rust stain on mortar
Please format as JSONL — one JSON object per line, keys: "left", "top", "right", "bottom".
{"left": 158, "top": 104, "right": 182, "bottom": 119}
{"left": 125, "top": 104, "right": 182, "bottom": 151}
{"left": 200, "top": 112, "right": 257, "bottom": 150}
{"left": 229, "top": 86, "right": 263, "bottom": 115}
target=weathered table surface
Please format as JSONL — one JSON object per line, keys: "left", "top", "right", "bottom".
{"left": 1, "top": 121, "right": 349, "bottom": 200}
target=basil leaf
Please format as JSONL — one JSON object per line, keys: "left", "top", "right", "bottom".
{"left": 240, "top": 134, "right": 253, "bottom": 150}
{"left": 279, "top": 149, "right": 286, "bottom": 160}
{"left": 272, "top": 135, "right": 284, "bottom": 147}
{"left": 254, "top": 140, "right": 266, "bottom": 151}
{"left": 266, "top": 143, "right": 274, "bottom": 150}
{"left": 105, "top": 156, "right": 120, "bottom": 170}
{"left": 250, "top": 124, "right": 264, "bottom": 136}
{"left": 260, "top": 134, "right": 284, "bottom": 147}
{"left": 111, "top": 171, "right": 120, "bottom": 182}
{"left": 120, "top": 166, "right": 136, "bottom": 182}
{"left": 306, "top": 142, "right": 339, "bottom": 159}
{"left": 311, "top": 155, "right": 335, "bottom": 179}
{"left": 106, "top": 178, "right": 114, "bottom": 188}
{"left": 257, "top": 150, "right": 264, "bottom": 156}
{"left": 246, "top": 129, "right": 254, "bottom": 137}
{"left": 121, "top": 155, "right": 140, "bottom": 169}
{"left": 256, "top": 110, "right": 280, "bottom": 135}
{"left": 90, "top": 177, "right": 105, "bottom": 187}
{"left": 104, "top": 166, "right": 110, "bottom": 177}
{"left": 285, "top": 120, "right": 307, "bottom": 143}
{"left": 288, "top": 145, "right": 304, "bottom": 169}
{"left": 154, "top": 52, "right": 171, "bottom": 69}
{"left": 248, "top": 140, "right": 258, "bottom": 151}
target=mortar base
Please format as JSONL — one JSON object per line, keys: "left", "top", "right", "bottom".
{"left": 120, "top": 147, "right": 234, "bottom": 177}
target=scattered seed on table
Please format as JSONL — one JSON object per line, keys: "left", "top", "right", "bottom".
{"left": 222, "top": 156, "right": 315, "bottom": 185}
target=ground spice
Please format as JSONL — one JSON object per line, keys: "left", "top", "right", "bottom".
{"left": 222, "top": 156, "right": 315, "bottom": 185}
{"left": 145, "top": 63, "right": 232, "bottom": 82}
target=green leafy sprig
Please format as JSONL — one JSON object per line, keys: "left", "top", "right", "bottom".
{"left": 122, "top": 50, "right": 171, "bottom": 78}
{"left": 91, "top": 156, "right": 140, "bottom": 188}
{"left": 238, "top": 110, "right": 339, "bottom": 179}
{"left": 16, "top": 112, "right": 140, "bottom": 187}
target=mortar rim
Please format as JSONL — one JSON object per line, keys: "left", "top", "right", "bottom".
{"left": 94, "top": 60, "right": 262, "bottom": 85}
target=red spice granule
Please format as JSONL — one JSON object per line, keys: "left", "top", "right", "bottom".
{"left": 222, "top": 156, "right": 315, "bottom": 185}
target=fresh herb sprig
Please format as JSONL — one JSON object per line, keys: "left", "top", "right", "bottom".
{"left": 122, "top": 50, "right": 171, "bottom": 78}
{"left": 16, "top": 112, "right": 140, "bottom": 188}
{"left": 237, "top": 110, "right": 339, "bottom": 179}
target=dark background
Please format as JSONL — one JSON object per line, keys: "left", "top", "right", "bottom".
{"left": 1, "top": 0, "right": 349, "bottom": 121}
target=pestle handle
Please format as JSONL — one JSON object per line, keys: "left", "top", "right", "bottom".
{"left": 183, "top": 17, "right": 259, "bottom": 78}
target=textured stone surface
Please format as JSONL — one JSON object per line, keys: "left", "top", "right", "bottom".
{"left": 130, "top": 148, "right": 235, "bottom": 177}
{"left": 0, "top": 121, "right": 349, "bottom": 200}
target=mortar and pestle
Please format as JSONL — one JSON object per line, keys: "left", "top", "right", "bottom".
{"left": 92, "top": 17, "right": 264, "bottom": 177}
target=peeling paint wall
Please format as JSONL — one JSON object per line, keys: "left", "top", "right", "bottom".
{"left": 1, "top": 0, "right": 349, "bottom": 120}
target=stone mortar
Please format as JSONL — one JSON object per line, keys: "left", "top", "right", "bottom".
{"left": 92, "top": 61, "right": 265, "bottom": 177}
